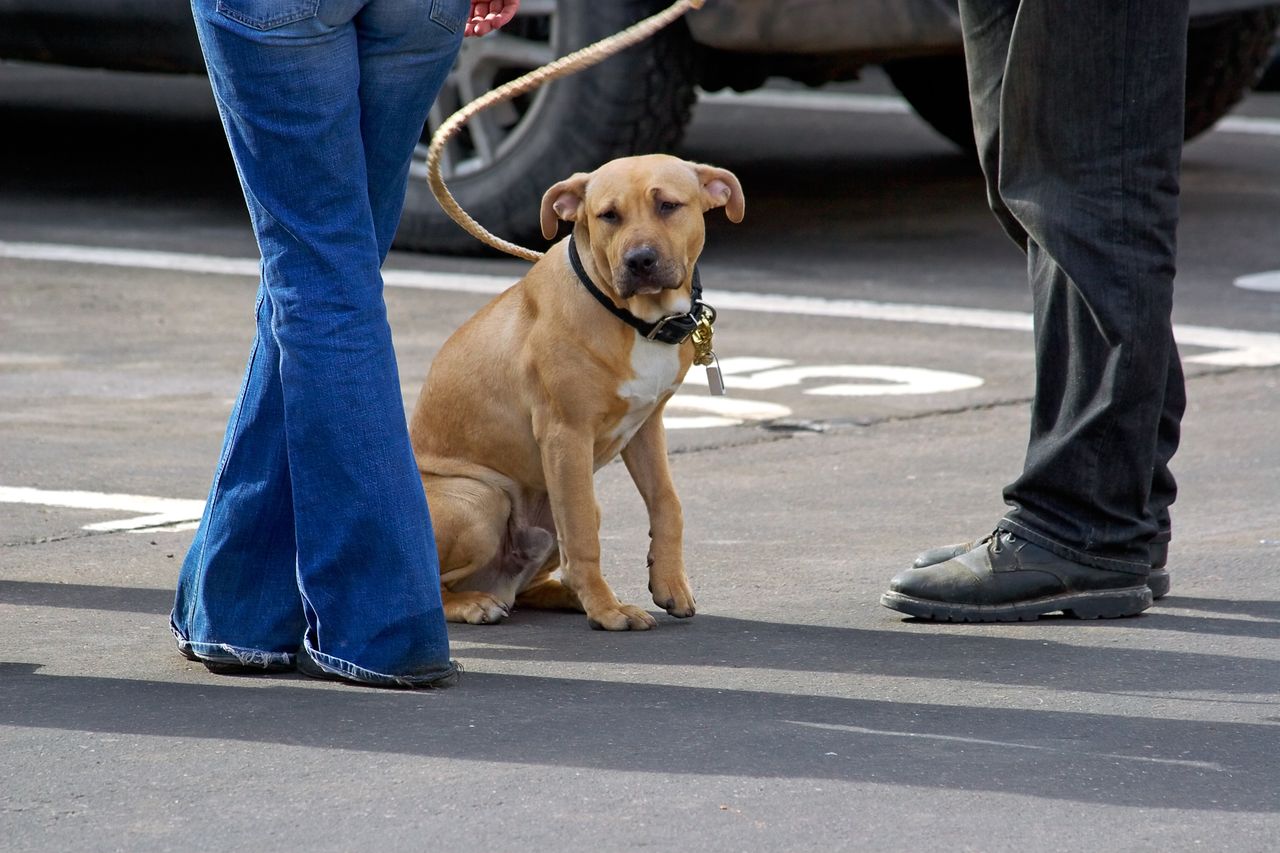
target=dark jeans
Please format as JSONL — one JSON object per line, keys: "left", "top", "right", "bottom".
{"left": 959, "top": 0, "right": 1189, "bottom": 573}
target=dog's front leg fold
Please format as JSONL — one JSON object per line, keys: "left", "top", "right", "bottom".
{"left": 538, "top": 421, "right": 656, "bottom": 631}
{"left": 621, "top": 408, "right": 695, "bottom": 618}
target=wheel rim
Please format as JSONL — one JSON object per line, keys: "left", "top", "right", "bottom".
{"left": 411, "top": 0, "right": 560, "bottom": 182}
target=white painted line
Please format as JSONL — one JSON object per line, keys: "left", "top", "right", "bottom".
{"left": 705, "top": 289, "right": 1280, "bottom": 368}
{"left": 699, "top": 89, "right": 1280, "bottom": 139}
{"left": 719, "top": 363, "right": 982, "bottom": 396}
{"left": 665, "top": 392, "right": 792, "bottom": 430}
{"left": 1235, "top": 270, "right": 1280, "bottom": 293}
{"left": 0, "top": 239, "right": 515, "bottom": 296}
{"left": 2, "top": 242, "right": 262, "bottom": 277}
{"left": 1214, "top": 115, "right": 1280, "bottom": 138}
{"left": 3, "top": 240, "right": 1279, "bottom": 366}
{"left": 0, "top": 486, "right": 204, "bottom": 533}
{"left": 382, "top": 267, "right": 512, "bottom": 295}
{"left": 699, "top": 89, "right": 912, "bottom": 115}
{"left": 787, "top": 720, "right": 1226, "bottom": 771}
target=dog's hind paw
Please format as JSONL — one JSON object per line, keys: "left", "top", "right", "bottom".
{"left": 444, "top": 591, "right": 511, "bottom": 625}
{"left": 586, "top": 604, "right": 657, "bottom": 631}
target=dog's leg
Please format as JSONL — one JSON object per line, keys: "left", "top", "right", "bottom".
{"left": 512, "top": 497, "right": 580, "bottom": 611}
{"left": 515, "top": 565, "right": 585, "bottom": 613}
{"left": 538, "top": 422, "right": 656, "bottom": 630}
{"left": 425, "top": 475, "right": 512, "bottom": 625}
{"left": 621, "top": 406, "right": 695, "bottom": 617}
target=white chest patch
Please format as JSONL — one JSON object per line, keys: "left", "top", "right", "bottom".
{"left": 609, "top": 334, "right": 683, "bottom": 449}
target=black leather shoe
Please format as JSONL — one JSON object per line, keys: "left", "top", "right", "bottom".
{"left": 1146, "top": 541, "right": 1170, "bottom": 599}
{"left": 883, "top": 531, "right": 1152, "bottom": 621}
{"left": 913, "top": 537, "right": 1171, "bottom": 600}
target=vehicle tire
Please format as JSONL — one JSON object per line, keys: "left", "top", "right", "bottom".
{"left": 1184, "top": 7, "right": 1280, "bottom": 137}
{"left": 1257, "top": 43, "right": 1280, "bottom": 91}
{"left": 884, "top": 6, "right": 1280, "bottom": 153}
{"left": 395, "top": 0, "right": 697, "bottom": 255}
{"left": 880, "top": 53, "right": 975, "bottom": 154}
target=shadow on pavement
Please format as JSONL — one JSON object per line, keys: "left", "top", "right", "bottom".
{"left": 452, "top": 611, "right": 1280, "bottom": 696}
{"left": 1, "top": 659, "right": 1276, "bottom": 813}
{"left": 0, "top": 579, "right": 174, "bottom": 614}
{"left": 1166, "top": 596, "right": 1280, "bottom": 621}
{"left": 4, "top": 580, "right": 1278, "bottom": 693}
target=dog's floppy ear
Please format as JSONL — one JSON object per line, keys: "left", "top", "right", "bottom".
{"left": 539, "top": 172, "right": 591, "bottom": 240}
{"left": 693, "top": 163, "right": 745, "bottom": 223}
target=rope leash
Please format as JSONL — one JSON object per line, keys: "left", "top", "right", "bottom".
{"left": 427, "top": 0, "right": 706, "bottom": 262}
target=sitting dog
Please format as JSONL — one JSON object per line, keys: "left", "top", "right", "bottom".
{"left": 409, "top": 154, "right": 744, "bottom": 630}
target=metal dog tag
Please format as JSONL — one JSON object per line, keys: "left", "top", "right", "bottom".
{"left": 705, "top": 353, "right": 726, "bottom": 396}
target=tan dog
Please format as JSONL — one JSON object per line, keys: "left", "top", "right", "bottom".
{"left": 409, "top": 154, "right": 744, "bottom": 630}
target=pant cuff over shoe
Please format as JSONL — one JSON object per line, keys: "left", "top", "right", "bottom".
{"left": 297, "top": 639, "right": 459, "bottom": 689}
{"left": 172, "top": 622, "right": 296, "bottom": 672}
{"left": 997, "top": 518, "right": 1150, "bottom": 575}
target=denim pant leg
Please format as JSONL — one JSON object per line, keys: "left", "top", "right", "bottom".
{"left": 355, "top": 0, "right": 469, "bottom": 259}
{"left": 181, "top": 0, "right": 463, "bottom": 683}
{"left": 958, "top": 0, "right": 1188, "bottom": 572}
{"left": 172, "top": 283, "right": 303, "bottom": 668}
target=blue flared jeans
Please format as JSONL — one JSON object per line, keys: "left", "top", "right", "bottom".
{"left": 960, "top": 0, "right": 1190, "bottom": 573}
{"left": 171, "top": 0, "right": 466, "bottom": 684}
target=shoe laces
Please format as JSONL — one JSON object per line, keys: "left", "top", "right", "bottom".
{"left": 989, "top": 530, "right": 1015, "bottom": 555}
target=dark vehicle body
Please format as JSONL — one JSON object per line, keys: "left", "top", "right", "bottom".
{"left": 3, "top": 0, "right": 1276, "bottom": 253}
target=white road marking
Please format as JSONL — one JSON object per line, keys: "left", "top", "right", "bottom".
{"left": 786, "top": 720, "right": 1226, "bottom": 771}
{"left": 1235, "top": 270, "right": 1280, "bottom": 293}
{"left": 0, "top": 486, "right": 204, "bottom": 532}
{"left": 699, "top": 89, "right": 1280, "bottom": 139}
{"left": 700, "top": 89, "right": 913, "bottom": 116}
{"left": 0, "top": 240, "right": 516, "bottom": 295}
{"left": 4, "top": 240, "right": 1278, "bottom": 366}
{"left": 665, "top": 392, "right": 793, "bottom": 430}
{"left": 1214, "top": 115, "right": 1280, "bottom": 138}
{"left": 719, "top": 363, "right": 983, "bottom": 396}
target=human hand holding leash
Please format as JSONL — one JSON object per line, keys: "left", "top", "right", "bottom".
{"left": 466, "top": 0, "right": 519, "bottom": 37}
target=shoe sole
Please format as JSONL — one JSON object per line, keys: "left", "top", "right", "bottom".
{"left": 201, "top": 660, "right": 293, "bottom": 675}
{"left": 1148, "top": 568, "right": 1170, "bottom": 600}
{"left": 880, "top": 586, "right": 1153, "bottom": 622}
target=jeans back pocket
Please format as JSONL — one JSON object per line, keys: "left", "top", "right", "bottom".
{"left": 429, "top": 0, "right": 467, "bottom": 34}
{"left": 216, "top": 0, "right": 321, "bottom": 30}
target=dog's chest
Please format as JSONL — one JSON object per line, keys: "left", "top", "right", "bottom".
{"left": 608, "top": 335, "right": 683, "bottom": 447}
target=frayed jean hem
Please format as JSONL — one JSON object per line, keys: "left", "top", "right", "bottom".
{"left": 172, "top": 622, "right": 296, "bottom": 670}
{"left": 300, "top": 638, "right": 459, "bottom": 689}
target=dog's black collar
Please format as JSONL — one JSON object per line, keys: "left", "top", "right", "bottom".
{"left": 567, "top": 234, "right": 710, "bottom": 345}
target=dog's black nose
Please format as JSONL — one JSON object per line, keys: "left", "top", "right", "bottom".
{"left": 623, "top": 246, "right": 658, "bottom": 275}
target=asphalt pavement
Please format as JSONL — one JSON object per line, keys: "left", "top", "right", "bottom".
{"left": 2, "top": 62, "right": 1279, "bottom": 852}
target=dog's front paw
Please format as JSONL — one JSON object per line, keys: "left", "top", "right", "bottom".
{"left": 443, "top": 591, "right": 510, "bottom": 625}
{"left": 649, "top": 575, "right": 696, "bottom": 618}
{"left": 586, "top": 604, "right": 657, "bottom": 631}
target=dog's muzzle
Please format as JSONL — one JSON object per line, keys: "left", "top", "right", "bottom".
{"left": 617, "top": 247, "right": 683, "bottom": 297}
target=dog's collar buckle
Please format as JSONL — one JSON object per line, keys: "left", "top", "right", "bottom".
{"left": 644, "top": 315, "right": 674, "bottom": 342}
{"left": 644, "top": 312, "right": 693, "bottom": 344}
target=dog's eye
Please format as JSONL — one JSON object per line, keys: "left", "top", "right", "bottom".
{"left": 659, "top": 201, "right": 682, "bottom": 214}
{"left": 598, "top": 210, "right": 620, "bottom": 224}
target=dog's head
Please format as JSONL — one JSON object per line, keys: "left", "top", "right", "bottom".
{"left": 540, "top": 155, "right": 744, "bottom": 318}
